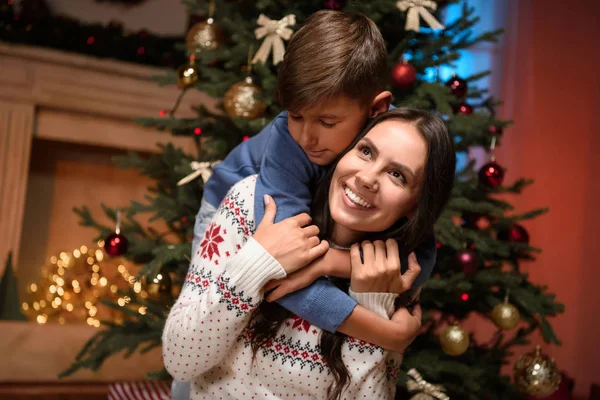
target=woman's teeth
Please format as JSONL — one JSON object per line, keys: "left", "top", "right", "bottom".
{"left": 344, "top": 186, "right": 373, "bottom": 209}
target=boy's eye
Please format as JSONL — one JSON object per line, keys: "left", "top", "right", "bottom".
{"left": 290, "top": 114, "right": 303, "bottom": 121}
{"left": 319, "top": 120, "right": 336, "bottom": 128}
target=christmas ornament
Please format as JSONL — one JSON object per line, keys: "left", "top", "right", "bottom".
{"left": 478, "top": 159, "right": 505, "bottom": 188}
{"left": 391, "top": 60, "right": 417, "bottom": 89}
{"left": 446, "top": 75, "right": 468, "bottom": 98}
{"left": 514, "top": 346, "right": 561, "bottom": 398}
{"left": 406, "top": 368, "right": 449, "bottom": 400}
{"left": 224, "top": 77, "right": 266, "bottom": 119}
{"left": 497, "top": 223, "right": 530, "bottom": 244}
{"left": 488, "top": 124, "right": 503, "bottom": 135}
{"left": 104, "top": 210, "right": 128, "bottom": 257}
{"left": 145, "top": 270, "right": 172, "bottom": 297}
{"left": 177, "top": 160, "right": 222, "bottom": 186}
{"left": 491, "top": 293, "right": 520, "bottom": 330}
{"left": 186, "top": 20, "right": 225, "bottom": 52}
{"left": 525, "top": 372, "right": 573, "bottom": 400}
{"left": 324, "top": 0, "right": 343, "bottom": 9}
{"left": 186, "top": 2, "right": 224, "bottom": 53}
{"left": 252, "top": 14, "right": 296, "bottom": 65}
{"left": 440, "top": 324, "right": 470, "bottom": 356}
{"left": 453, "top": 102, "right": 473, "bottom": 115}
{"left": 455, "top": 248, "right": 478, "bottom": 276}
{"left": 176, "top": 58, "right": 199, "bottom": 89}
{"left": 396, "top": 0, "right": 444, "bottom": 32}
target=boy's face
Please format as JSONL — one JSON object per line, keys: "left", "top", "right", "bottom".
{"left": 287, "top": 96, "right": 371, "bottom": 166}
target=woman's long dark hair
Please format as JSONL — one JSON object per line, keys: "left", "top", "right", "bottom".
{"left": 249, "top": 108, "right": 456, "bottom": 399}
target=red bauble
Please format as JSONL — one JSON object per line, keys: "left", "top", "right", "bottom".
{"left": 455, "top": 249, "right": 478, "bottom": 276}
{"left": 323, "top": 0, "right": 343, "bottom": 9}
{"left": 453, "top": 102, "right": 473, "bottom": 115}
{"left": 104, "top": 232, "right": 128, "bottom": 256}
{"left": 479, "top": 161, "right": 505, "bottom": 188}
{"left": 488, "top": 124, "right": 503, "bottom": 135}
{"left": 446, "top": 75, "right": 468, "bottom": 98}
{"left": 391, "top": 61, "right": 417, "bottom": 89}
{"left": 497, "top": 224, "right": 530, "bottom": 244}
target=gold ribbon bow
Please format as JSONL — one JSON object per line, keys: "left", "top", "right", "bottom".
{"left": 406, "top": 368, "right": 450, "bottom": 400}
{"left": 177, "top": 160, "right": 221, "bottom": 186}
{"left": 396, "top": 0, "right": 445, "bottom": 32}
{"left": 252, "top": 14, "right": 296, "bottom": 65}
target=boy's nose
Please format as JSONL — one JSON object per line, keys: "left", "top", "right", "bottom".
{"left": 299, "top": 130, "right": 318, "bottom": 148}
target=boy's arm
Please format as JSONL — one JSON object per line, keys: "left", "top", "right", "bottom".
{"left": 253, "top": 114, "right": 319, "bottom": 224}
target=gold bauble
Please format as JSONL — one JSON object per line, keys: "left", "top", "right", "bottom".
{"left": 514, "top": 346, "right": 561, "bottom": 398}
{"left": 491, "top": 301, "right": 520, "bottom": 330}
{"left": 440, "top": 324, "right": 470, "bottom": 356}
{"left": 145, "top": 271, "right": 172, "bottom": 297}
{"left": 223, "top": 77, "right": 266, "bottom": 120}
{"left": 176, "top": 60, "right": 199, "bottom": 89}
{"left": 186, "top": 20, "right": 225, "bottom": 53}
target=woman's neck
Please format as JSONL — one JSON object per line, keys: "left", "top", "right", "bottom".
{"left": 330, "top": 222, "right": 363, "bottom": 248}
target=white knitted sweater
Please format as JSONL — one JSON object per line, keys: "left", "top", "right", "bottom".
{"left": 163, "top": 176, "right": 402, "bottom": 399}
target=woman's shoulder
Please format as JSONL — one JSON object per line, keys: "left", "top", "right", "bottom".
{"left": 216, "top": 175, "right": 258, "bottom": 234}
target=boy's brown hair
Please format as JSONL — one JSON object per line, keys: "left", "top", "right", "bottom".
{"left": 277, "top": 10, "right": 388, "bottom": 112}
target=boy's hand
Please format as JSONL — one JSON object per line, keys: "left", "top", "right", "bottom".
{"left": 254, "top": 195, "right": 329, "bottom": 275}
{"left": 263, "top": 247, "right": 352, "bottom": 302}
{"left": 263, "top": 257, "right": 327, "bottom": 302}
{"left": 350, "top": 239, "right": 421, "bottom": 294}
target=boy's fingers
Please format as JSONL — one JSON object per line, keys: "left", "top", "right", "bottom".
{"left": 401, "top": 252, "right": 421, "bottom": 289}
{"left": 264, "top": 279, "right": 281, "bottom": 292}
{"left": 307, "top": 240, "right": 329, "bottom": 262}
{"left": 350, "top": 244, "right": 362, "bottom": 267}
{"left": 267, "top": 267, "right": 320, "bottom": 302}
{"left": 261, "top": 195, "right": 277, "bottom": 224}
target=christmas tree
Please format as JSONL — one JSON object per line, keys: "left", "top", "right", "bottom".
{"left": 62, "top": 1, "right": 564, "bottom": 398}
{"left": 0, "top": 252, "right": 27, "bottom": 321}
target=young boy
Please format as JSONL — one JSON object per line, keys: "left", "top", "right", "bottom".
{"left": 174, "top": 11, "right": 436, "bottom": 399}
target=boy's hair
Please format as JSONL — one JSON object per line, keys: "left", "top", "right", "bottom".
{"left": 277, "top": 10, "right": 388, "bottom": 112}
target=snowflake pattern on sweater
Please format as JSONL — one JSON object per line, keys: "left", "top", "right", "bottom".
{"left": 163, "top": 175, "right": 402, "bottom": 399}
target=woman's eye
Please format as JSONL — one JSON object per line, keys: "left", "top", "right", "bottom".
{"left": 359, "top": 146, "right": 372, "bottom": 157}
{"left": 390, "top": 170, "right": 406, "bottom": 183}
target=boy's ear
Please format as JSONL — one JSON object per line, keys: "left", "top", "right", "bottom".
{"left": 370, "top": 91, "right": 392, "bottom": 118}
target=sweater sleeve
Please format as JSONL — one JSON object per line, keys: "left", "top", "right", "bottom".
{"left": 341, "top": 290, "right": 402, "bottom": 399}
{"left": 162, "top": 180, "right": 286, "bottom": 382}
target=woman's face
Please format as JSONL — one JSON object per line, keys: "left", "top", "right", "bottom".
{"left": 329, "top": 119, "right": 428, "bottom": 234}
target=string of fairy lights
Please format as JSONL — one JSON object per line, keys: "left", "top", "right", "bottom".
{"left": 21, "top": 241, "right": 151, "bottom": 327}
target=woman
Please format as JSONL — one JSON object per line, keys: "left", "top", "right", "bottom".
{"left": 163, "top": 108, "right": 456, "bottom": 399}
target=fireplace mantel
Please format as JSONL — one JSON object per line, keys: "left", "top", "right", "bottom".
{"left": 0, "top": 42, "right": 215, "bottom": 271}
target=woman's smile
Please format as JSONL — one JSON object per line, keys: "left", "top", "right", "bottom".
{"left": 341, "top": 183, "right": 376, "bottom": 210}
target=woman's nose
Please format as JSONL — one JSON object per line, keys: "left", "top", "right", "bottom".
{"left": 356, "top": 172, "right": 378, "bottom": 191}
